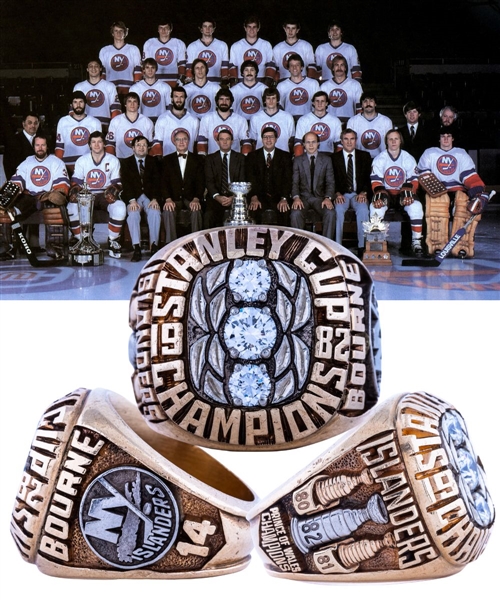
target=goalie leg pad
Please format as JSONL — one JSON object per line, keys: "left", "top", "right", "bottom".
{"left": 42, "top": 206, "right": 69, "bottom": 258}
{"left": 451, "top": 190, "right": 481, "bottom": 257}
{"left": 425, "top": 193, "right": 450, "bottom": 254}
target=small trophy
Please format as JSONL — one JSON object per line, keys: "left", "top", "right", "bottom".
{"left": 225, "top": 182, "right": 254, "bottom": 226}
{"left": 362, "top": 215, "right": 392, "bottom": 265}
{"left": 69, "top": 185, "right": 104, "bottom": 266}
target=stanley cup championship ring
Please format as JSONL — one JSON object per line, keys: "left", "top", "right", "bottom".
{"left": 11, "top": 388, "right": 256, "bottom": 579}
{"left": 129, "top": 226, "right": 382, "bottom": 451}
{"left": 249, "top": 391, "right": 494, "bottom": 581}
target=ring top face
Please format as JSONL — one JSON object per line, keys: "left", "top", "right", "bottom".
{"left": 251, "top": 392, "right": 494, "bottom": 581}
{"left": 129, "top": 226, "right": 381, "bottom": 450}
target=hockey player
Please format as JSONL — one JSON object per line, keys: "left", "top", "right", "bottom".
{"left": 370, "top": 129, "right": 424, "bottom": 256}
{"left": 273, "top": 19, "right": 316, "bottom": 82}
{"left": 320, "top": 55, "right": 363, "bottom": 124}
{"left": 294, "top": 91, "right": 342, "bottom": 156}
{"left": 55, "top": 91, "right": 102, "bottom": 175}
{"left": 184, "top": 59, "right": 220, "bottom": 118}
{"left": 129, "top": 58, "right": 170, "bottom": 123}
{"left": 69, "top": 131, "right": 125, "bottom": 258}
{"left": 315, "top": 20, "right": 362, "bottom": 82}
{"left": 142, "top": 21, "right": 187, "bottom": 87}
{"left": 105, "top": 92, "right": 154, "bottom": 159}
{"left": 229, "top": 16, "right": 275, "bottom": 85}
{"left": 249, "top": 88, "right": 295, "bottom": 153}
{"left": 185, "top": 18, "right": 229, "bottom": 83}
{"left": 99, "top": 21, "right": 142, "bottom": 97}
{"left": 277, "top": 54, "right": 319, "bottom": 121}
{"left": 347, "top": 93, "right": 393, "bottom": 158}
{"left": 196, "top": 88, "right": 251, "bottom": 156}
{"left": 231, "top": 60, "right": 268, "bottom": 120}
{"left": 73, "top": 59, "right": 121, "bottom": 131}
{"left": 417, "top": 127, "right": 486, "bottom": 257}
{"left": 152, "top": 86, "right": 199, "bottom": 156}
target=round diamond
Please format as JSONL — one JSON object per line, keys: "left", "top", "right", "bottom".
{"left": 229, "top": 364, "right": 271, "bottom": 406}
{"left": 228, "top": 260, "right": 271, "bottom": 301}
{"left": 224, "top": 307, "right": 276, "bottom": 359}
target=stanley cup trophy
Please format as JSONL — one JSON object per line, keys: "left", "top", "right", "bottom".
{"left": 69, "top": 184, "right": 104, "bottom": 266}
{"left": 225, "top": 182, "right": 254, "bottom": 226}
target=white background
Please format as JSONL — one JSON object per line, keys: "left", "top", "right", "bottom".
{"left": 0, "top": 299, "right": 498, "bottom": 599}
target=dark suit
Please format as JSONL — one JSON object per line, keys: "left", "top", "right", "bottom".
{"left": 246, "top": 147, "right": 292, "bottom": 225}
{"left": 121, "top": 154, "right": 161, "bottom": 246}
{"left": 161, "top": 151, "right": 204, "bottom": 242}
{"left": 4, "top": 131, "right": 35, "bottom": 180}
{"left": 291, "top": 152, "right": 335, "bottom": 239}
{"left": 332, "top": 149, "right": 371, "bottom": 246}
{"left": 398, "top": 120, "right": 432, "bottom": 161}
{"left": 204, "top": 150, "right": 246, "bottom": 228}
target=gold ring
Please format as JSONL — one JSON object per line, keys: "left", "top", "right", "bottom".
{"left": 11, "top": 388, "right": 256, "bottom": 578}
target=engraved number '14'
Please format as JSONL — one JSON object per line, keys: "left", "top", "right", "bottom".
{"left": 176, "top": 519, "right": 216, "bottom": 557}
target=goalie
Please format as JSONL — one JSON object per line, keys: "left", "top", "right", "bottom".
{"left": 0, "top": 134, "right": 69, "bottom": 261}
{"left": 417, "top": 127, "right": 487, "bottom": 257}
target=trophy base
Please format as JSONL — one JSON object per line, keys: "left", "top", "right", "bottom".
{"left": 362, "top": 241, "right": 392, "bottom": 265}
{"left": 69, "top": 250, "right": 104, "bottom": 266}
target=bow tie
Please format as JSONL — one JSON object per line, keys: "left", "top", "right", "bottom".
{"left": 178, "top": 153, "right": 187, "bottom": 159}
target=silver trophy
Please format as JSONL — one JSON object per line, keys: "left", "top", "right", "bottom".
{"left": 225, "top": 181, "right": 254, "bottom": 226}
{"left": 69, "top": 184, "right": 104, "bottom": 266}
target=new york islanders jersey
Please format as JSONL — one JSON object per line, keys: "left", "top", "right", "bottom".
{"left": 105, "top": 114, "right": 154, "bottom": 159}
{"left": 315, "top": 41, "right": 362, "bottom": 81}
{"left": 231, "top": 81, "right": 267, "bottom": 119}
{"left": 273, "top": 39, "right": 316, "bottom": 81}
{"left": 320, "top": 77, "right": 363, "bottom": 119}
{"left": 295, "top": 112, "right": 342, "bottom": 154}
{"left": 277, "top": 77, "right": 319, "bottom": 118}
{"left": 142, "top": 37, "right": 187, "bottom": 84}
{"left": 347, "top": 113, "right": 393, "bottom": 158}
{"left": 229, "top": 38, "right": 275, "bottom": 82}
{"left": 55, "top": 114, "right": 102, "bottom": 167}
{"left": 186, "top": 38, "right": 229, "bottom": 82}
{"left": 73, "top": 79, "right": 121, "bottom": 128}
{"left": 72, "top": 152, "right": 121, "bottom": 190}
{"left": 184, "top": 81, "right": 220, "bottom": 118}
{"left": 12, "top": 154, "right": 69, "bottom": 195}
{"left": 152, "top": 110, "right": 200, "bottom": 155}
{"left": 197, "top": 111, "right": 250, "bottom": 155}
{"left": 99, "top": 43, "right": 142, "bottom": 93}
{"left": 129, "top": 79, "right": 170, "bottom": 121}
{"left": 371, "top": 150, "right": 418, "bottom": 192}
{"left": 249, "top": 109, "right": 295, "bottom": 152}
{"left": 417, "top": 147, "right": 484, "bottom": 192}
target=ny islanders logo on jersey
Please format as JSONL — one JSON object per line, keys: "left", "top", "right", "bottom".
{"left": 290, "top": 88, "right": 308, "bottom": 106}
{"left": 213, "top": 124, "right": 234, "bottom": 141}
{"left": 198, "top": 50, "right": 216, "bottom": 67}
{"left": 30, "top": 166, "right": 50, "bottom": 187}
{"left": 384, "top": 166, "right": 405, "bottom": 188}
{"left": 71, "top": 127, "right": 91, "bottom": 146}
{"left": 311, "top": 122, "right": 331, "bottom": 142}
{"left": 86, "top": 169, "right": 106, "bottom": 189}
{"left": 326, "top": 52, "right": 345, "bottom": 71}
{"left": 241, "top": 96, "right": 260, "bottom": 115}
{"left": 244, "top": 49, "right": 263, "bottom": 64}
{"left": 361, "top": 129, "right": 381, "bottom": 150}
{"left": 329, "top": 88, "right": 347, "bottom": 108}
{"left": 155, "top": 47, "right": 174, "bottom": 66}
{"left": 261, "top": 122, "right": 281, "bottom": 138}
{"left": 86, "top": 89, "right": 105, "bottom": 108}
{"left": 437, "top": 154, "right": 458, "bottom": 175}
{"left": 125, "top": 129, "right": 142, "bottom": 147}
{"left": 142, "top": 89, "right": 161, "bottom": 108}
{"left": 171, "top": 128, "right": 190, "bottom": 144}
{"left": 111, "top": 54, "right": 129, "bottom": 71}
{"left": 192, "top": 95, "right": 211, "bottom": 114}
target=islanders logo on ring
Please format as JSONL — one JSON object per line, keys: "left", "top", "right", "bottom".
{"left": 111, "top": 54, "right": 129, "bottom": 72}
{"left": 86, "top": 169, "right": 106, "bottom": 189}
{"left": 244, "top": 49, "right": 263, "bottom": 64}
{"left": 326, "top": 52, "right": 345, "bottom": 70}
{"left": 30, "top": 166, "right": 50, "bottom": 187}
{"left": 241, "top": 96, "right": 260, "bottom": 115}
{"left": 311, "top": 122, "right": 331, "bottom": 142}
{"left": 213, "top": 124, "right": 234, "bottom": 141}
{"left": 329, "top": 88, "right": 347, "bottom": 108}
{"left": 71, "top": 127, "right": 91, "bottom": 146}
{"left": 290, "top": 88, "right": 309, "bottom": 106}
{"left": 261, "top": 122, "right": 281, "bottom": 139}
{"left": 192, "top": 95, "right": 211, "bottom": 114}
{"left": 198, "top": 50, "right": 216, "bottom": 68}
{"left": 142, "top": 89, "right": 161, "bottom": 108}
{"left": 384, "top": 166, "right": 405, "bottom": 188}
{"left": 437, "top": 154, "right": 458, "bottom": 175}
{"left": 86, "top": 89, "right": 105, "bottom": 108}
{"left": 125, "top": 129, "right": 142, "bottom": 147}
{"left": 156, "top": 47, "right": 174, "bottom": 66}
{"left": 361, "top": 130, "right": 381, "bottom": 150}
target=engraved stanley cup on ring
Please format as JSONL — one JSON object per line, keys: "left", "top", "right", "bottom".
{"left": 69, "top": 183, "right": 104, "bottom": 266}
{"left": 291, "top": 493, "right": 389, "bottom": 554}
{"left": 225, "top": 181, "right": 254, "bottom": 225}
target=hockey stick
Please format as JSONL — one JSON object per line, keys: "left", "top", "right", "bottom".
{"left": 401, "top": 190, "right": 496, "bottom": 267}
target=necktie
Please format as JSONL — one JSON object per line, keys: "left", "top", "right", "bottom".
{"left": 139, "top": 159, "right": 144, "bottom": 182}
{"left": 266, "top": 152, "right": 272, "bottom": 168}
{"left": 310, "top": 155, "right": 315, "bottom": 194}
{"left": 347, "top": 153, "right": 354, "bottom": 193}
{"left": 410, "top": 125, "right": 415, "bottom": 140}
{"left": 222, "top": 152, "right": 229, "bottom": 194}
{"left": 265, "top": 153, "right": 272, "bottom": 195}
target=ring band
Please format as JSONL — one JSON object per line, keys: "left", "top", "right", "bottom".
{"left": 11, "top": 388, "right": 256, "bottom": 578}
{"left": 129, "top": 226, "right": 382, "bottom": 451}
{"left": 248, "top": 391, "right": 495, "bottom": 581}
